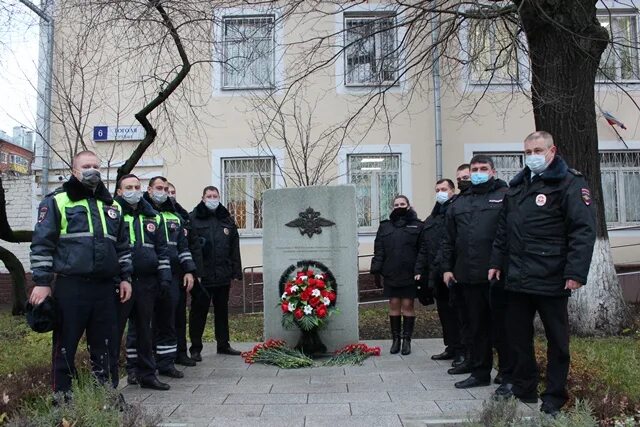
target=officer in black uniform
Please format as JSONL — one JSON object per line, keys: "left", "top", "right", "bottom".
{"left": 441, "top": 155, "right": 508, "bottom": 389}
{"left": 189, "top": 185, "right": 243, "bottom": 359}
{"left": 167, "top": 182, "right": 198, "bottom": 367}
{"left": 29, "top": 150, "right": 132, "bottom": 394}
{"left": 115, "top": 174, "right": 172, "bottom": 390}
{"left": 144, "top": 176, "right": 196, "bottom": 378}
{"left": 490, "top": 131, "right": 596, "bottom": 416}
{"left": 415, "top": 179, "right": 463, "bottom": 363}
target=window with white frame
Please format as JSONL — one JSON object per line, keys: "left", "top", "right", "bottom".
{"left": 467, "top": 19, "right": 520, "bottom": 84}
{"left": 600, "top": 151, "right": 640, "bottom": 224}
{"left": 348, "top": 154, "right": 401, "bottom": 229}
{"left": 221, "top": 15, "right": 275, "bottom": 89}
{"left": 474, "top": 151, "right": 640, "bottom": 226}
{"left": 597, "top": 11, "right": 640, "bottom": 82}
{"left": 344, "top": 13, "right": 398, "bottom": 86}
{"left": 222, "top": 157, "right": 274, "bottom": 232}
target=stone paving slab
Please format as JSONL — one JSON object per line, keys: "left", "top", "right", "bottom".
{"left": 119, "top": 340, "right": 536, "bottom": 426}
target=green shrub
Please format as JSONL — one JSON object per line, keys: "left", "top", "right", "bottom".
{"left": 467, "top": 398, "right": 598, "bottom": 426}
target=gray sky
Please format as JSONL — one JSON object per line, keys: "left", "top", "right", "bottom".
{"left": 0, "top": 4, "right": 39, "bottom": 136}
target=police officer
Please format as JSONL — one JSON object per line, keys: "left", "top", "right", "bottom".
{"left": 29, "top": 150, "right": 132, "bottom": 394}
{"left": 371, "top": 195, "right": 424, "bottom": 355}
{"left": 415, "top": 179, "right": 464, "bottom": 363}
{"left": 489, "top": 131, "right": 596, "bottom": 416}
{"left": 189, "top": 186, "right": 242, "bottom": 359}
{"left": 115, "top": 174, "right": 171, "bottom": 390}
{"left": 441, "top": 155, "right": 508, "bottom": 389}
{"left": 167, "top": 182, "right": 198, "bottom": 367}
{"left": 144, "top": 176, "right": 196, "bottom": 377}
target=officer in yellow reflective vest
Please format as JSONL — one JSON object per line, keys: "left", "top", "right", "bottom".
{"left": 29, "top": 151, "right": 132, "bottom": 395}
{"left": 115, "top": 174, "right": 172, "bottom": 391}
{"left": 143, "top": 176, "right": 195, "bottom": 378}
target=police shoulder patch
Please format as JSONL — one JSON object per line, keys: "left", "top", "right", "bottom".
{"left": 581, "top": 188, "right": 592, "bottom": 206}
{"left": 223, "top": 228, "right": 230, "bottom": 235}
{"left": 38, "top": 206, "right": 48, "bottom": 223}
{"left": 568, "top": 168, "right": 584, "bottom": 176}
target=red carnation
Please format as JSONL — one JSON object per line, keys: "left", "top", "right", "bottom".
{"left": 309, "top": 296, "right": 321, "bottom": 307}
{"left": 308, "top": 278, "right": 316, "bottom": 286}
{"left": 281, "top": 302, "right": 288, "bottom": 313}
{"left": 295, "top": 277, "right": 303, "bottom": 284}
{"left": 300, "top": 288, "right": 312, "bottom": 301}
{"left": 316, "top": 280, "right": 326, "bottom": 289}
{"left": 294, "top": 308, "right": 303, "bottom": 320}
{"left": 316, "top": 305, "right": 327, "bottom": 318}
{"left": 307, "top": 270, "right": 314, "bottom": 276}
{"left": 327, "top": 292, "right": 336, "bottom": 302}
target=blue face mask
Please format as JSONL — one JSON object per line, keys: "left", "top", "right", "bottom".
{"left": 471, "top": 172, "right": 490, "bottom": 185}
{"left": 435, "top": 191, "right": 450, "bottom": 204}
{"left": 525, "top": 154, "right": 548, "bottom": 174}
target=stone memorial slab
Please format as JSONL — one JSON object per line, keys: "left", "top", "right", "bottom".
{"left": 263, "top": 185, "right": 359, "bottom": 351}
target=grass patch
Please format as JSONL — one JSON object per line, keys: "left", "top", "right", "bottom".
{"left": 0, "top": 311, "right": 51, "bottom": 377}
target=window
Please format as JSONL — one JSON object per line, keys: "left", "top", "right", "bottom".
{"left": 0, "top": 153, "right": 7, "bottom": 162}
{"left": 348, "top": 154, "right": 401, "bottom": 229}
{"left": 467, "top": 19, "right": 520, "bottom": 84}
{"left": 601, "top": 151, "right": 640, "bottom": 224}
{"left": 344, "top": 13, "right": 398, "bottom": 86}
{"left": 597, "top": 12, "right": 640, "bottom": 82}
{"left": 222, "top": 157, "right": 274, "bottom": 232}
{"left": 221, "top": 15, "right": 275, "bottom": 89}
{"left": 482, "top": 153, "right": 524, "bottom": 183}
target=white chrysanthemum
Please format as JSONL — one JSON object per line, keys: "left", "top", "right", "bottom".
{"left": 303, "top": 305, "right": 313, "bottom": 315}
{"left": 314, "top": 274, "right": 324, "bottom": 280}
{"left": 299, "top": 275, "right": 308, "bottom": 281}
{"left": 311, "top": 289, "right": 321, "bottom": 297}
{"left": 322, "top": 297, "right": 330, "bottom": 306}
{"left": 281, "top": 292, "right": 287, "bottom": 300}
{"left": 288, "top": 302, "right": 296, "bottom": 312}
{"left": 290, "top": 285, "right": 299, "bottom": 293}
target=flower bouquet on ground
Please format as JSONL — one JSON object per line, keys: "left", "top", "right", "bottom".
{"left": 241, "top": 339, "right": 313, "bottom": 369}
{"left": 323, "top": 343, "right": 382, "bottom": 366}
{"left": 279, "top": 261, "right": 338, "bottom": 355}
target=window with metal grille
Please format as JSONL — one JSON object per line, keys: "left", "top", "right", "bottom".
{"left": 348, "top": 154, "right": 401, "bottom": 230}
{"left": 344, "top": 13, "right": 398, "bottom": 86}
{"left": 467, "top": 19, "right": 520, "bottom": 84}
{"left": 222, "top": 157, "right": 274, "bottom": 232}
{"left": 597, "top": 12, "right": 640, "bottom": 82}
{"left": 473, "top": 153, "right": 524, "bottom": 183}
{"left": 601, "top": 151, "right": 640, "bottom": 225}
{"left": 222, "top": 15, "right": 275, "bottom": 90}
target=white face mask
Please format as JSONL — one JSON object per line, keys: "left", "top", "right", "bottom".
{"left": 205, "top": 199, "right": 220, "bottom": 211}
{"left": 151, "top": 190, "right": 168, "bottom": 204}
{"left": 122, "top": 190, "right": 142, "bottom": 205}
{"left": 435, "top": 191, "right": 450, "bottom": 204}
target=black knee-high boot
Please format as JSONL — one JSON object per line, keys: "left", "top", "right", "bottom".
{"left": 389, "top": 316, "right": 402, "bottom": 354}
{"left": 401, "top": 316, "right": 415, "bottom": 355}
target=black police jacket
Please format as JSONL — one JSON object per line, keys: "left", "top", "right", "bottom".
{"left": 490, "top": 156, "right": 596, "bottom": 297}
{"left": 30, "top": 176, "right": 133, "bottom": 286}
{"left": 415, "top": 196, "right": 457, "bottom": 279}
{"left": 370, "top": 209, "right": 424, "bottom": 288}
{"left": 441, "top": 178, "right": 508, "bottom": 285}
{"left": 189, "top": 202, "right": 242, "bottom": 286}
{"left": 115, "top": 196, "right": 172, "bottom": 283}
{"left": 143, "top": 192, "right": 197, "bottom": 276}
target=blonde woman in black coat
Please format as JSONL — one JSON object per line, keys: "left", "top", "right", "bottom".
{"left": 370, "top": 195, "right": 424, "bottom": 355}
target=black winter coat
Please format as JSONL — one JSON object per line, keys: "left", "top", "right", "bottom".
{"left": 490, "top": 156, "right": 596, "bottom": 296}
{"left": 189, "top": 202, "right": 242, "bottom": 287}
{"left": 415, "top": 196, "right": 457, "bottom": 279}
{"left": 370, "top": 209, "right": 424, "bottom": 288}
{"left": 441, "top": 178, "right": 508, "bottom": 285}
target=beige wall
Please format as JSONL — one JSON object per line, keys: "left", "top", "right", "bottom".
{"left": 44, "top": 1, "right": 640, "bottom": 269}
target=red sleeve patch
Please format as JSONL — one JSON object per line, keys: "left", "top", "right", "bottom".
{"left": 581, "top": 188, "right": 591, "bottom": 206}
{"left": 38, "top": 206, "right": 48, "bottom": 223}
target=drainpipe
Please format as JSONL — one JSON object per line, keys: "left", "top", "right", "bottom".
{"left": 431, "top": 8, "right": 443, "bottom": 180}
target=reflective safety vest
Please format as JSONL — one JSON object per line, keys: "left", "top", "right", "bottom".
{"left": 122, "top": 212, "right": 163, "bottom": 246}
{"left": 53, "top": 192, "right": 120, "bottom": 240}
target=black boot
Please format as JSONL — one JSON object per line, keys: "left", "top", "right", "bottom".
{"left": 389, "top": 316, "right": 401, "bottom": 354}
{"left": 401, "top": 316, "right": 415, "bottom": 356}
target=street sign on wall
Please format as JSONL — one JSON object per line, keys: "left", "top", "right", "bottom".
{"left": 93, "top": 125, "right": 146, "bottom": 141}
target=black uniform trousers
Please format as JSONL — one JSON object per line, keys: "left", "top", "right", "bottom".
{"left": 507, "top": 291, "right": 570, "bottom": 408}
{"left": 51, "top": 275, "right": 119, "bottom": 393}
{"left": 154, "top": 273, "right": 180, "bottom": 370}
{"left": 189, "top": 282, "right": 230, "bottom": 353}
{"left": 462, "top": 283, "right": 493, "bottom": 381}
{"left": 175, "top": 278, "right": 189, "bottom": 355}
{"left": 434, "top": 280, "right": 463, "bottom": 354}
{"left": 119, "top": 276, "right": 159, "bottom": 380}
{"left": 451, "top": 283, "right": 471, "bottom": 353}
{"left": 490, "top": 285, "right": 512, "bottom": 382}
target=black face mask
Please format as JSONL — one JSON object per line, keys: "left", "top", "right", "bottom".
{"left": 457, "top": 180, "right": 471, "bottom": 192}
{"left": 391, "top": 207, "right": 408, "bottom": 217}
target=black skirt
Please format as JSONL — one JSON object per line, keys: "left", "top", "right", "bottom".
{"left": 384, "top": 282, "right": 417, "bottom": 299}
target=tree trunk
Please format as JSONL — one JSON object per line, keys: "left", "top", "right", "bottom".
{"left": 518, "top": 0, "right": 628, "bottom": 334}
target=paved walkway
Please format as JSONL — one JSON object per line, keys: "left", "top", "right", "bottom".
{"left": 121, "top": 339, "right": 534, "bottom": 426}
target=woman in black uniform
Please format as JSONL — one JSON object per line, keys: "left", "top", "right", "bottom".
{"left": 370, "top": 195, "right": 424, "bottom": 355}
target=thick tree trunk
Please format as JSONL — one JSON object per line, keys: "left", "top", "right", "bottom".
{"left": 518, "top": 0, "right": 628, "bottom": 334}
